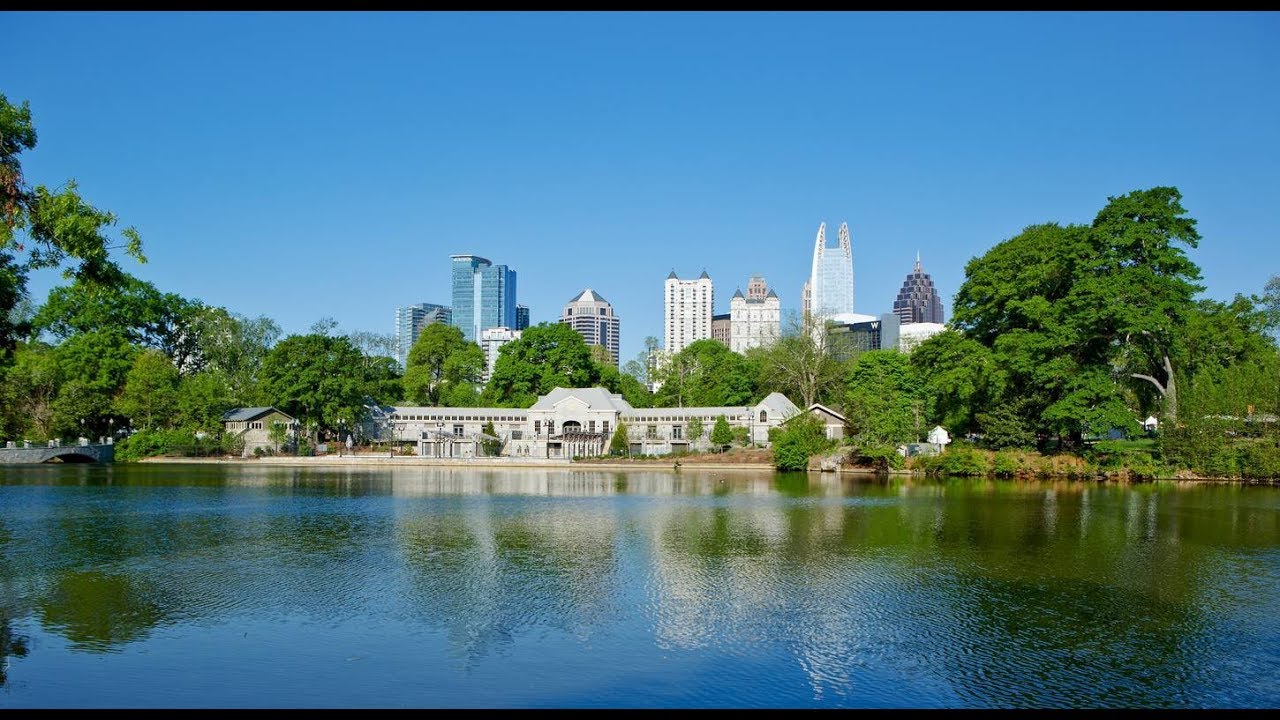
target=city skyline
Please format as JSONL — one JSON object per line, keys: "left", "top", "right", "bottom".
{"left": 6, "top": 12, "right": 1276, "bottom": 364}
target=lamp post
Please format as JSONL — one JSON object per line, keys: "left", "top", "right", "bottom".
{"left": 437, "top": 422, "right": 444, "bottom": 458}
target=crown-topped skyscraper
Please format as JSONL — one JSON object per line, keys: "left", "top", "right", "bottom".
{"left": 892, "top": 252, "right": 944, "bottom": 325}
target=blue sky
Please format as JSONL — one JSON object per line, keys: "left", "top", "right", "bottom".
{"left": 6, "top": 11, "right": 1278, "bottom": 363}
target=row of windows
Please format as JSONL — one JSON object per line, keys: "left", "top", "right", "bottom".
{"left": 393, "top": 414, "right": 525, "bottom": 422}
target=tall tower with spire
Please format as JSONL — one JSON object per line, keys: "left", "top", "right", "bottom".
{"left": 892, "top": 252, "right": 945, "bottom": 325}
{"left": 807, "top": 221, "right": 855, "bottom": 321}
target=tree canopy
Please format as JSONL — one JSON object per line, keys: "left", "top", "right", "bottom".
{"left": 482, "top": 323, "right": 598, "bottom": 408}
{"left": 402, "top": 323, "right": 484, "bottom": 406}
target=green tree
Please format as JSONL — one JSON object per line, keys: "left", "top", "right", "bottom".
{"left": 481, "top": 420, "right": 502, "bottom": 457}
{"left": 482, "top": 323, "right": 598, "bottom": 408}
{"left": 686, "top": 417, "right": 704, "bottom": 444}
{"left": 909, "top": 329, "right": 1001, "bottom": 437}
{"left": 844, "top": 350, "right": 920, "bottom": 445}
{"left": 653, "top": 339, "right": 756, "bottom": 408}
{"left": 1, "top": 94, "right": 145, "bottom": 357}
{"left": 402, "top": 323, "right": 484, "bottom": 405}
{"left": 50, "top": 330, "right": 137, "bottom": 436}
{"left": 189, "top": 308, "right": 279, "bottom": 405}
{"left": 752, "top": 314, "right": 844, "bottom": 408}
{"left": 609, "top": 421, "right": 629, "bottom": 456}
{"left": 175, "top": 370, "right": 234, "bottom": 432}
{"left": 260, "top": 334, "right": 370, "bottom": 441}
{"left": 710, "top": 414, "right": 733, "bottom": 452}
{"left": 267, "top": 420, "right": 288, "bottom": 453}
{"left": 596, "top": 360, "right": 653, "bottom": 408}
{"left": 33, "top": 276, "right": 203, "bottom": 372}
{"left": 952, "top": 187, "right": 1204, "bottom": 443}
{"left": 622, "top": 336, "right": 660, "bottom": 387}
{"left": 770, "top": 413, "right": 833, "bottom": 471}
{"left": 0, "top": 341, "right": 61, "bottom": 439}
{"left": 116, "top": 350, "right": 180, "bottom": 431}
{"left": 1263, "top": 275, "right": 1280, "bottom": 339}
{"left": 731, "top": 425, "right": 750, "bottom": 447}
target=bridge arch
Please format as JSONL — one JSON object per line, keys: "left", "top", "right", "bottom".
{"left": 42, "top": 452, "right": 99, "bottom": 463}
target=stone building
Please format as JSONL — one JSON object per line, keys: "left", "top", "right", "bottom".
{"left": 729, "top": 275, "right": 780, "bottom": 353}
{"left": 370, "top": 387, "right": 799, "bottom": 459}
{"left": 711, "top": 313, "right": 731, "bottom": 346}
{"left": 221, "top": 407, "right": 299, "bottom": 457}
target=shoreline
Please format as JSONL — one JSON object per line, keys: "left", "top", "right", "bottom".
{"left": 128, "top": 456, "right": 1277, "bottom": 482}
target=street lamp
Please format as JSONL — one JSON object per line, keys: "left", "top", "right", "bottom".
{"left": 437, "top": 422, "right": 444, "bottom": 458}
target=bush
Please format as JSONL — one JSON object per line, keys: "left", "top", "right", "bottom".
{"left": 927, "top": 446, "right": 989, "bottom": 476}
{"left": 851, "top": 443, "right": 905, "bottom": 471}
{"left": 731, "top": 426, "right": 750, "bottom": 447}
{"left": 115, "top": 428, "right": 229, "bottom": 462}
{"left": 1241, "top": 441, "right": 1280, "bottom": 480}
{"left": 772, "top": 415, "right": 834, "bottom": 471}
{"left": 992, "top": 451, "right": 1019, "bottom": 478}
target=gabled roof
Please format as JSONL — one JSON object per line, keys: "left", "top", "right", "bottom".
{"left": 805, "top": 403, "right": 847, "bottom": 423}
{"left": 756, "top": 392, "right": 800, "bottom": 419}
{"left": 569, "top": 288, "right": 608, "bottom": 304}
{"left": 530, "top": 387, "right": 635, "bottom": 412}
{"left": 221, "top": 407, "right": 293, "bottom": 423}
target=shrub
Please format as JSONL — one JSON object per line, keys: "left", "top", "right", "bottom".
{"left": 932, "top": 446, "right": 989, "bottom": 476}
{"left": 851, "top": 443, "right": 905, "bottom": 471}
{"left": 1241, "top": 441, "right": 1280, "bottom": 480}
{"left": 115, "top": 428, "right": 224, "bottom": 462}
{"left": 772, "top": 414, "right": 834, "bottom": 471}
{"left": 992, "top": 451, "right": 1019, "bottom": 478}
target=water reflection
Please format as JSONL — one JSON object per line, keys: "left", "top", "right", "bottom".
{"left": 0, "top": 465, "right": 1277, "bottom": 707}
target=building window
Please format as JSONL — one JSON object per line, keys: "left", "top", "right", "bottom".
{"left": 646, "top": 424, "right": 658, "bottom": 439}
{"left": 535, "top": 420, "right": 541, "bottom": 435}
{"left": 760, "top": 410, "right": 767, "bottom": 422}
{"left": 602, "top": 421, "right": 610, "bottom": 435}
{"left": 453, "top": 424, "right": 464, "bottom": 437}
{"left": 511, "top": 430, "right": 522, "bottom": 440}
{"left": 672, "top": 425, "right": 682, "bottom": 440}
{"left": 589, "top": 420, "right": 596, "bottom": 433}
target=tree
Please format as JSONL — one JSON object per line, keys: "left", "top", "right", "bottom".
{"left": 752, "top": 313, "right": 844, "bottom": 409}
{"left": 0, "top": 341, "right": 60, "bottom": 439}
{"left": 267, "top": 420, "right": 288, "bottom": 454}
{"left": 116, "top": 350, "right": 180, "bottom": 431}
{"left": 909, "top": 329, "right": 1000, "bottom": 437}
{"left": 687, "top": 417, "right": 704, "bottom": 444}
{"left": 260, "top": 334, "right": 370, "bottom": 441}
{"left": 175, "top": 370, "right": 233, "bottom": 432}
{"left": 481, "top": 420, "right": 502, "bottom": 457}
{"left": 731, "top": 425, "right": 750, "bottom": 447}
{"left": 622, "top": 336, "right": 660, "bottom": 387}
{"left": 610, "top": 421, "right": 629, "bottom": 456}
{"left": 190, "top": 308, "right": 279, "bottom": 405}
{"left": 710, "top": 414, "right": 733, "bottom": 452}
{"left": 596, "top": 359, "right": 654, "bottom": 408}
{"left": 653, "top": 339, "right": 756, "bottom": 408}
{"left": 771, "top": 414, "right": 833, "bottom": 471}
{"left": 402, "top": 323, "right": 484, "bottom": 405}
{"left": 951, "top": 188, "right": 1204, "bottom": 442}
{"left": 844, "top": 350, "right": 920, "bottom": 446}
{"left": 1263, "top": 275, "right": 1280, "bottom": 339}
{"left": 1, "top": 94, "right": 145, "bottom": 359}
{"left": 482, "top": 323, "right": 598, "bottom": 407}
{"left": 33, "top": 275, "right": 205, "bottom": 373}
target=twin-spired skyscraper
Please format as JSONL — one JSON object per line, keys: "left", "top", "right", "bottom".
{"left": 807, "top": 221, "right": 855, "bottom": 319}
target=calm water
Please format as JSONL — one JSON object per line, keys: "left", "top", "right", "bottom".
{"left": 1, "top": 464, "right": 1278, "bottom": 708}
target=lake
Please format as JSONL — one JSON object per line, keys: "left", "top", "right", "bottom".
{"left": 1, "top": 463, "right": 1278, "bottom": 708}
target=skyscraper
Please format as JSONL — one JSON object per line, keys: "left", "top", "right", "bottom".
{"left": 730, "top": 275, "right": 780, "bottom": 353}
{"left": 515, "top": 304, "right": 530, "bottom": 331}
{"left": 561, "top": 288, "right": 620, "bottom": 364}
{"left": 451, "top": 255, "right": 517, "bottom": 343}
{"left": 395, "top": 303, "right": 452, "bottom": 369}
{"left": 664, "top": 270, "right": 713, "bottom": 355}
{"left": 711, "top": 313, "right": 731, "bottom": 346}
{"left": 807, "top": 221, "right": 854, "bottom": 319}
{"left": 892, "top": 253, "right": 945, "bottom": 325}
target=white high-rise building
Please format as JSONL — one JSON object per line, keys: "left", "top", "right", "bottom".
{"left": 480, "top": 327, "right": 521, "bottom": 382}
{"left": 729, "top": 275, "right": 781, "bottom": 353}
{"left": 664, "top": 270, "right": 713, "bottom": 355}
{"left": 808, "top": 221, "right": 855, "bottom": 320}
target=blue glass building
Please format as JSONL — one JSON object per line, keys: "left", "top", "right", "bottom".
{"left": 451, "top": 255, "right": 517, "bottom": 342}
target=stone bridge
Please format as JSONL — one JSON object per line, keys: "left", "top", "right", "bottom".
{"left": 0, "top": 442, "right": 114, "bottom": 464}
